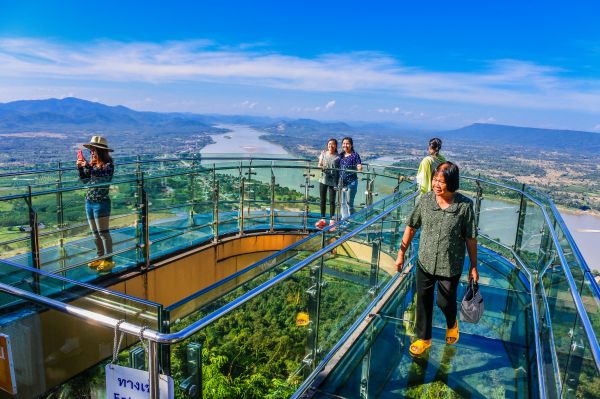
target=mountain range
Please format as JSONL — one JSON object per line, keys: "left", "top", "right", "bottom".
{"left": 438, "top": 123, "right": 600, "bottom": 154}
{"left": 1, "top": 97, "right": 599, "bottom": 158}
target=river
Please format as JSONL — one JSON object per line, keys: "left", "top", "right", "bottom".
{"left": 372, "top": 156, "right": 599, "bottom": 272}
{"left": 204, "top": 127, "right": 599, "bottom": 272}
{"left": 560, "top": 212, "right": 600, "bottom": 272}
{"left": 201, "top": 124, "right": 288, "bottom": 155}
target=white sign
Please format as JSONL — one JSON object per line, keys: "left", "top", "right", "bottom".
{"left": 105, "top": 364, "right": 174, "bottom": 399}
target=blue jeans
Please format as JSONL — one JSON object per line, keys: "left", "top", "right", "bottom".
{"left": 85, "top": 199, "right": 113, "bottom": 259}
{"left": 341, "top": 179, "right": 358, "bottom": 219}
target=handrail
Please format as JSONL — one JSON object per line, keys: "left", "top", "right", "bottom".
{"left": 545, "top": 199, "right": 600, "bottom": 299}
{"left": 465, "top": 175, "right": 600, "bottom": 370}
{"left": 480, "top": 236, "right": 550, "bottom": 399}
{"left": 466, "top": 175, "right": 600, "bottom": 299}
{"left": 291, "top": 260, "right": 416, "bottom": 399}
{"left": 165, "top": 231, "right": 321, "bottom": 312}
{"left": 1, "top": 158, "right": 598, "bottom": 395}
{"left": 521, "top": 191, "right": 600, "bottom": 371}
{"left": 156, "top": 190, "right": 418, "bottom": 344}
{"left": 0, "top": 160, "right": 405, "bottom": 201}
{"left": 0, "top": 190, "right": 419, "bottom": 345}
{"left": 0, "top": 155, "right": 310, "bottom": 178}
{"left": 166, "top": 187, "right": 415, "bottom": 313}
{"left": 0, "top": 188, "right": 419, "bottom": 399}
{"left": 0, "top": 257, "right": 161, "bottom": 308}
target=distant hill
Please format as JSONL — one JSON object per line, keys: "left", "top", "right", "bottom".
{"left": 0, "top": 97, "right": 225, "bottom": 159}
{"left": 438, "top": 123, "right": 600, "bottom": 154}
{"left": 2, "top": 97, "right": 600, "bottom": 161}
{"left": 0, "top": 97, "right": 225, "bottom": 132}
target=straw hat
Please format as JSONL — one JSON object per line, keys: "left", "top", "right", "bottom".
{"left": 83, "top": 135, "right": 114, "bottom": 152}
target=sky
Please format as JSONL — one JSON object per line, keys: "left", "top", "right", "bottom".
{"left": 1, "top": 1, "right": 600, "bottom": 131}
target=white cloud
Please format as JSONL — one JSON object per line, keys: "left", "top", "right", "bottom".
{"left": 376, "top": 107, "right": 421, "bottom": 117}
{"left": 593, "top": 124, "right": 600, "bottom": 132}
{"left": 241, "top": 100, "right": 257, "bottom": 109}
{"left": 1, "top": 38, "right": 600, "bottom": 114}
{"left": 476, "top": 117, "right": 497, "bottom": 123}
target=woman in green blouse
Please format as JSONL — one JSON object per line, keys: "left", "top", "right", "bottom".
{"left": 395, "top": 161, "right": 479, "bottom": 356}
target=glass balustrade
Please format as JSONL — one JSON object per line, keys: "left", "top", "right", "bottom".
{"left": 0, "top": 156, "right": 598, "bottom": 399}
{"left": 0, "top": 157, "right": 408, "bottom": 286}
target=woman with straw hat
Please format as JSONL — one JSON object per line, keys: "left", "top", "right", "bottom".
{"left": 76, "top": 135, "right": 115, "bottom": 273}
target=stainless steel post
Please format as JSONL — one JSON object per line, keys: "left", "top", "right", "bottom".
{"left": 27, "top": 186, "right": 41, "bottom": 293}
{"left": 369, "top": 229, "right": 381, "bottom": 292}
{"left": 514, "top": 183, "right": 527, "bottom": 254}
{"left": 305, "top": 233, "right": 325, "bottom": 373}
{"left": 189, "top": 155, "right": 199, "bottom": 226}
{"left": 212, "top": 166, "right": 219, "bottom": 244}
{"left": 474, "top": 178, "right": 483, "bottom": 229}
{"left": 135, "top": 159, "right": 143, "bottom": 264}
{"left": 364, "top": 172, "right": 374, "bottom": 208}
{"left": 270, "top": 170, "right": 276, "bottom": 233}
{"left": 239, "top": 177, "right": 245, "bottom": 235}
{"left": 301, "top": 168, "right": 314, "bottom": 232}
{"left": 148, "top": 340, "right": 160, "bottom": 399}
{"left": 142, "top": 185, "right": 150, "bottom": 270}
{"left": 56, "top": 161, "right": 66, "bottom": 274}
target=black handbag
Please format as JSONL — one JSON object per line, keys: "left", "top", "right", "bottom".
{"left": 460, "top": 280, "right": 484, "bottom": 323}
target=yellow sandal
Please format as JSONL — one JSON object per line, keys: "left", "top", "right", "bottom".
{"left": 87, "top": 259, "right": 102, "bottom": 269}
{"left": 446, "top": 320, "right": 459, "bottom": 345}
{"left": 96, "top": 260, "right": 115, "bottom": 273}
{"left": 409, "top": 339, "right": 431, "bottom": 356}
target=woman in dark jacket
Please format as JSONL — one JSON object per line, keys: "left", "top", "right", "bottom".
{"left": 339, "top": 137, "right": 362, "bottom": 219}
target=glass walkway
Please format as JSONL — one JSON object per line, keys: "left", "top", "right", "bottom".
{"left": 0, "top": 155, "right": 598, "bottom": 398}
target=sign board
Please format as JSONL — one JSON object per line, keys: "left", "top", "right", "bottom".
{"left": 0, "top": 333, "right": 17, "bottom": 394}
{"left": 106, "top": 364, "right": 174, "bottom": 399}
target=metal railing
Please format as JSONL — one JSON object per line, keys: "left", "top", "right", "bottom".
{"left": 0, "top": 187, "right": 419, "bottom": 398}
{"left": 0, "top": 156, "right": 406, "bottom": 289}
{"left": 1, "top": 157, "right": 598, "bottom": 398}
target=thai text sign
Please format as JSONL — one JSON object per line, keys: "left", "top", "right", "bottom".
{"left": 105, "top": 364, "right": 174, "bottom": 399}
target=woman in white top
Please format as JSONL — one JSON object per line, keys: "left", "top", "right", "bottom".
{"left": 315, "top": 138, "right": 340, "bottom": 228}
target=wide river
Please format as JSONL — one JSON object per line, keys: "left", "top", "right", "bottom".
{"left": 200, "top": 124, "right": 288, "bottom": 155}
{"left": 203, "top": 125, "right": 600, "bottom": 272}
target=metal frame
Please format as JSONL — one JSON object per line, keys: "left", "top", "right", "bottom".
{"left": 1, "top": 156, "right": 599, "bottom": 398}
{"left": 0, "top": 189, "right": 418, "bottom": 399}
{"left": 479, "top": 236, "right": 550, "bottom": 399}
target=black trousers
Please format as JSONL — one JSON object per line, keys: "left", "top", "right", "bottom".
{"left": 415, "top": 265, "right": 461, "bottom": 340}
{"left": 319, "top": 183, "right": 336, "bottom": 218}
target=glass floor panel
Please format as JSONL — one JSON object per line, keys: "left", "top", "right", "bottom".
{"left": 313, "top": 249, "right": 538, "bottom": 399}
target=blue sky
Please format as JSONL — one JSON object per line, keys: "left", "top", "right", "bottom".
{"left": 1, "top": 1, "right": 599, "bottom": 131}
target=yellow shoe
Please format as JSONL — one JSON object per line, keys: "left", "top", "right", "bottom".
{"left": 409, "top": 339, "right": 432, "bottom": 357}
{"left": 96, "top": 260, "right": 115, "bottom": 273}
{"left": 446, "top": 320, "right": 459, "bottom": 345}
{"left": 87, "top": 259, "right": 102, "bottom": 269}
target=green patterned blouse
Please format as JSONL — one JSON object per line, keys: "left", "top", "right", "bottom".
{"left": 407, "top": 191, "right": 477, "bottom": 277}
